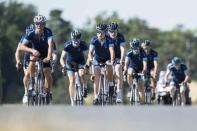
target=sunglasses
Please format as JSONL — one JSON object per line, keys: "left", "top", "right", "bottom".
{"left": 35, "top": 22, "right": 44, "bottom": 25}
{"left": 109, "top": 30, "right": 118, "bottom": 33}
{"left": 97, "top": 31, "right": 105, "bottom": 34}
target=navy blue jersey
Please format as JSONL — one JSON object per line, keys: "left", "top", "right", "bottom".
{"left": 143, "top": 49, "right": 158, "bottom": 70}
{"left": 90, "top": 36, "right": 114, "bottom": 63}
{"left": 107, "top": 33, "right": 125, "bottom": 59}
{"left": 23, "top": 27, "right": 53, "bottom": 57}
{"left": 167, "top": 63, "right": 187, "bottom": 83}
{"left": 64, "top": 40, "right": 88, "bottom": 64}
{"left": 19, "top": 35, "right": 31, "bottom": 61}
{"left": 126, "top": 49, "right": 147, "bottom": 71}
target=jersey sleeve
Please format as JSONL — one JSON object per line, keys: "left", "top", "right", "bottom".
{"left": 153, "top": 51, "right": 158, "bottom": 60}
{"left": 63, "top": 42, "right": 70, "bottom": 52}
{"left": 119, "top": 34, "right": 126, "bottom": 47}
{"left": 142, "top": 52, "right": 147, "bottom": 61}
{"left": 46, "top": 28, "right": 54, "bottom": 41}
{"left": 22, "top": 32, "right": 33, "bottom": 46}
{"left": 89, "top": 38, "right": 95, "bottom": 49}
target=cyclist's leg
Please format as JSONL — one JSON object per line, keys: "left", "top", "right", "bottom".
{"left": 23, "top": 60, "right": 30, "bottom": 95}
{"left": 180, "top": 83, "right": 186, "bottom": 105}
{"left": 43, "top": 62, "right": 52, "bottom": 93}
{"left": 93, "top": 65, "right": 101, "bottom": 100}
{"left": 127, "top": 68, "right": 134, "bottom": 86}
{"left": 78, "top": 65, "right": 87, "bottom": 88}
{"left": 106, "top": 64, "right": 114, "bottom": 95}
{"left": 67, "top": 69, "right": 76, "bottom": 106}
{"left": 150, "top": 70, "right": 157, "bottom": 99}
{"left": 138, "top": 77, "right": 145, "bottom": 104}
{"left": 29, "top": 56, "right": 36, "bottom": 87}
{"left": 78, "top": 66, "right": 88, "bottom": 97}
{"left": 22, "top": 64, "right": 30, "bottom": 104}
{"left": 115, "top": 63, "right": 123, "bottom": 90}
{"left": 115, "top": 63, "right": 123, "bottom": 102}
{"left": 167, "top": 79, "right": 176, "bottom": 100}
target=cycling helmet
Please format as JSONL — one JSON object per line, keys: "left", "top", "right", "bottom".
{"left": 70, "top": 29, "right": 81, "bottom": 40}
{"left": 108, "top": 22, "right": 118, "bottom": 31}
{"left": 141, "top": 40, "right": 151, "bottom": 46}
{"left": 33, "top": 14, "right": 47, "bottom": 23}
{"left": 96, "top": 23, "right": 107, "bottom": 31}
{"left": 172, "top": 57, "right": 181, "bottom": 65}
{"left": 130, "top": 38, "right": 140, "bottom": 49}
{"left": 25, "top": 24, "right": 35, "bottom": 34}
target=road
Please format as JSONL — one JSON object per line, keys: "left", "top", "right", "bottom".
{"left": 0, "top": 105, "right": 197, "bottom": 131}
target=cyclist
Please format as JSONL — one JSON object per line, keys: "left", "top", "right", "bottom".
{"left": 123, "top": 38, "right": 147, "bottom": 104}
{"left": 19, "top": 14, "right": 54, "bottom": 103}
{"left": 164, "top": 57, "right": 190, "bottom": 106}
{"left": 60, "top": 29, "right": 88, "bottom": 106}
{"left": 87, "top": 23, "right": 115, "bottom": 105}
{"left": 107, "top": 22, "right": 126, "bottom": 103}
{"left": 15, "top": 25, "right": 34, "bottom": 104}
{"left": 141, "top": 40, "right": 158, "bottom": 100}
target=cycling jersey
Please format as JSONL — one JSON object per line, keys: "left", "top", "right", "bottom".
{"left": 64, "top": 40, "right": 88, "bottom": 65}
{"left": 167, "top": 63, "right": 187, "bottom": 83}
{"left": 90, "top": 36, "right": 114, "bottom": 63}
{"left": 143, "top": 49, "right": 158, "bottom": 71}
{"left": 126, "top": 49, "right": 147, "bottom": 72}
{"left": 23, "top": 27, "right": 53, "bottom": 58}
{"left": 107, "top": 32, "right": 125, "bottom": 59}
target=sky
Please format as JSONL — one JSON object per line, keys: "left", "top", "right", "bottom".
{"left": 12, "top": 0, "right": 197, "bottom": 30}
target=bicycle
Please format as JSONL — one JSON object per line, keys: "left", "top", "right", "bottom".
{"left": 95, "top": 62, "right": 115, "bottom": 105}
{"left": 28, "top": 59, "right": 51, "bottom": 106}
{"left": 63, "top": 66, "right": 84, "bottom": 105}
{"left": 144, "top": 74, "right": 153, "bottom": 105}
{"left": 172, "top": 83, "right": 186, "bottom": 106}
{"left": 128, "top": 73, "right": 144, "bottom": 105}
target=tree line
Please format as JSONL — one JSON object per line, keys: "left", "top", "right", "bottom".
{"left": 0, "top": 1, "right": 196, "bottom": 103}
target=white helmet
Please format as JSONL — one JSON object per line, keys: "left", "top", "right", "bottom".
{"left": 33, "top": 14, "right": 46, "bottom": 23}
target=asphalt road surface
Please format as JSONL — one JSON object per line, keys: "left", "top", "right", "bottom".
{"left": 0, "top": 105, "right": 197, "bottom": 131}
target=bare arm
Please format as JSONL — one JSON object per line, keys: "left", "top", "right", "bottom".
{"left": 60, "top": 50, "right": 67, "bottom": 67}
{"left": 19, "top": 39, "right": 39, "bottom": 57}
{"left": 15, "top": 43, "right": 21, "bottom": 64}
{"left": 184, "top": 70, "right": 190, "bottom": 83}
{"left": 88, "top": 47, "right": 94, "bottom": 63}
{"left": 47, "top": 39, "right": 53, "bottom": 60}
{"left": 153, "top": 60, "right": 159, "bottom": 76}
{"left": 109, "top": 47, "right": 115, "bottom": 63}
{"left": 143, "top": 60, "right": 147, "bottom": 72}
{"left": 164, "top": 69, "right": 171, "bottom": 84}
{"left": 124, "top": 57, "right": 129, "bottom": 71}
{"left": 120, "top": 45, "right": 125, "bottom": 63}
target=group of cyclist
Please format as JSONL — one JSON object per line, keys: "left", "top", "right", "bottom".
{"left": 15, "top": 14, "right": 191, "bottom": 106}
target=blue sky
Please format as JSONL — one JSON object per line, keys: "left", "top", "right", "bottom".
{"left": 15, "top": 0, "right": 197, "bottom": 30}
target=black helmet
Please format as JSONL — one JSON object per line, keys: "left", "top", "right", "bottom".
{"left": 70, "top": 29, "right": 81, "bottom": 40}
{"left": 96, "top": 23, "right": 107, "bottom": 31}
{"left": 130, "top": 38, "right": 140, "bottom": 49}
{"left": 108, "top": 22, "right": 118, "bottom": 31}
{"left": 142, "top": 40, "right": 151, "bottom": 46}
{"left": 172, "top": 57, "right": 181, "bottom": 65}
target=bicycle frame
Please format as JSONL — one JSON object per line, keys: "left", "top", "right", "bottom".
{"left": 144, "top": 74, "right": 152, "bottom": 105}
{"left": 28, "top": 59, "right": 48, "bottom": 106}
{"left": 129, "top": 73, "right": 144, "bottom": 105}
{"left": 98, "top": 64, "right": 108, "bottom": 106}
{"left": 74, "top": 70, "right": 84, "bottom": 105}
{"left": 173, "top": 83, "right": 186, "bottom": 106}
